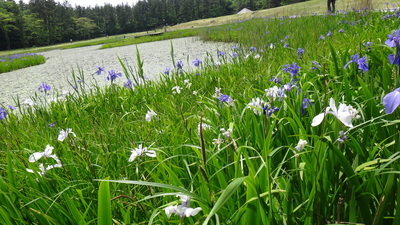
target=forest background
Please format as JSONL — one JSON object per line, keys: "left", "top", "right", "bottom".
{"left": 0, "top": 0, "right": 308, "bottom": 50}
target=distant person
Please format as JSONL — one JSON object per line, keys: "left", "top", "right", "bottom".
{"left": 328, "top": 0, "right": 336, "bottom": 13}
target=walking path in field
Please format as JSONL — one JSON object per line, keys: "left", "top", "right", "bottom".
{"left": 0, "top": 37, "right": 233, "bottom": 106}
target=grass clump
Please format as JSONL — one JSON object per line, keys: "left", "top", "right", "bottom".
{"left": 0, "top": 53, "right": 46, "bottom": 73}
{"left": 99, "top": 29, "right": 200, "bottom": 49}
{"left": 1, "top": 8, "right": 400, "bottom": 225}
{"left": 60, "top": 37, "right": 124, "bottom": 50}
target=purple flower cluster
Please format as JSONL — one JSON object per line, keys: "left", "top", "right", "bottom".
{"left": 38, "top": 82, "right": 51, "bottom": 92}
{"left": 297, "top": 48, "right": 304, "bottom": 56}
{"left": 95, "top": 66, "right": 123, "bottom": 82}
{"left": 381, "top": 9, "right": 400, "bottom": 20}
{"left": 219, "top": 94, "right": 233, "bottom": 104}
{"left": 344, "top": 53, "right": 369, "bottom": 72}
{"left": 175, "top": 60, "right": 184, "bottom": 69}
{"left": 263, "top": 106, "right": 280, "bottom": 117}
{"left": 192, "top": 58, "right": 202, "bottom": 67}
{"left": 270, "top": 76, "right": 281, "bottom": 84}
{"left": 95, "top": 66, "right": 105, "bottom": 75}
{"left": 164, "top": 67, "right": 171, "bottom": 75}
{"left": 0, "top": 108, "right": 7, "bottom": 120}
{"left": 107, "top": 69, "right": 122, "bottom": 82}
{"left": 283, "top": 63, "right": 301, "bottom": 77}
{"left": 0, "top": 53, "right": 39, "bottom": 62}
{"left": 385, "top": 29, "right": 400, "bottom": 66}
{"left": 217, "top": 51, "right": 225, "bottom": 57}
{"left": 311, "top": 61, "right": 321, "bottom": 70}
{"left": 301, "top": 97, "right": 312, "bottom": 115}
{"left": 385, "top": 29, "right": 400, "bottom": 48}
{"left": 125, "top": 79, "right": 134, "bottom": 88}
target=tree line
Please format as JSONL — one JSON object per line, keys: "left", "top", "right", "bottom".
{"left": 0, "top": 0, "right": 308, "bottom": 50}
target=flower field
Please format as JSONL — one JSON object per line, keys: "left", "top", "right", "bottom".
{"left": 1, "top": 7, "right": 400, "bottom": 225}
{"left": 0, "top": 53, "right": 46, "bottom": 73}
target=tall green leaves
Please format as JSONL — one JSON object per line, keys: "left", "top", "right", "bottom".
{"left": 98, "top": 179, "right": 112, "bottom": 225}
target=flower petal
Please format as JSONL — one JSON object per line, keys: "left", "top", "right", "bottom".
{"left": 128, "top": 151, "right": 139, "bottom": 162}
{"left": 29, "top": 152, "right": 44, "bottom": 162}
{"left": 311, "top": 113, "right": 325, "bottom": 126}
{"left": 184, "top": 207, "right": 202, "bottom": 217}
{"left": 43, "top": 145, "right": 54, "bottom": 156}
{"left": 383, "top": 87, "right": 400, "bottom": 114}
{"left": 164, "top": 205, "right": 176, "bottom": 219}
{"left": 336, "top": 111, "right": 354, "bottom": 127}
{"left": 145, "top": 150, "right": 157, "bottom": 158}
{"left": 329, "top": 98, "right": 338, "bottom": 115}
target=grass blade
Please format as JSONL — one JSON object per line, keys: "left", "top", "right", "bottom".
{"left": 202, "top": 177, "right": 247, "bottom": 225}
{"left": 98, "top": 179, "right": 112, "bottom": 225}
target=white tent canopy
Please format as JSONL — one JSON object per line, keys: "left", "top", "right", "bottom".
{"left": 237, "top": 8, "right": 253, "bottom": 14}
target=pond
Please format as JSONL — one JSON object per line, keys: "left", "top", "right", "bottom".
{"left": 0, "top": 37, "right": 234, "bottom": 106}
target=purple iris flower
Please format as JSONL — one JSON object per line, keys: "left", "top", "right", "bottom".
{"left": 8, "top": 105, "right": 16, "bottom": 110}
{"left": 388, "top": 52, "right": 400, "bottom": 66}
{"left": 219, "top": 94, "right": 232, "bottom": 103}
{"left": 250, "top": 47, "right": 257, "bottom": 51}
{"left": 311, "top": 61, "right": 321, "bottom": 70}
{"left": 164, "top": 67, "right": 171, "bottom": 75}
{"left": 283, "top": 83, "right": 296, "bottom": 91}
{"left": 385, "top": 29, "right": 400, "bottom": 48}
{"left": 338, "top": 29, "right": 345, "bottom": 33}
{"left": 192, "top": 58, "right": 202, "bottom": 67}
{"left": 47, "top": 122, "right": 56, "bottom": 127}
{"left": 319, "top": 35, "right": 325, "bottom": 40}
{"left": 283, "top": 43, "right": 289, "bottom": 48}
{"left": 175, "top": 60, "right": 184, "bottom": 69}
{"left": 0, "top": 108, "right": 7, "bottom": 120}
{"left": 297, "top": 48, "right": 304, "bottom": 55}
{"left": 385, "top": 30, "right": 400, "bottom": 66}
{"left": 283, "top": 63, "right": 301, "bottom": 77}
{"left": 301, "top": 97, "right": 312, "bottom": 115}
{"left": 106, "top": 69, "right": 122, "bottom": 82}
{"left": 383, "top": 87, "right": 400, "bottom": 114}
{"left": 326, "top": 31, "right": 333, "bottom": 37}
{"left": 38, "top": 82, "right": 51, "bottom": 92}
{"left": 270, "top": 76, "right": 281, "bottom": 84}
{"left": 95, "top": 66, "right": 105, "bottom": 75}
{"left": 232, "top": 53, "right": 238, "bottom": 58}
{"left": 344, "top": 53, "right": 369, "bottom": 72}
{"left": 364, "top": 42, "right": 373, "bottom": 47}
{"left": 125, "top": 79, "right": 134, "bottom": 88}
{"left": 218, "top": 51, "right": 225, "bottom": 57}
{"left": 263, "top": 106, "right": 279, "bottom": 117}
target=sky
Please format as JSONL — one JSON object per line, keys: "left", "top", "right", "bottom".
{"left": 22, "top": 0, "right": 140, "bottom": 7}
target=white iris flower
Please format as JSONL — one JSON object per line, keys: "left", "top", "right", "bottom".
{"left": 27, "top": 145, "right": 62, "bottom": 176}
{"left": 311, "top": 98, "right": 358, "bottom": 128}
{"left": 58, "top": 128, "right": 76, "bottom": 142}
{"left": 164, "top": 195, "right": 202, "bottom": 219}
{"left": 145, "top": 110, "right": 157, "bottom": 122}
{"left": 128, "top": 144, "right": 156, "bottom": 162}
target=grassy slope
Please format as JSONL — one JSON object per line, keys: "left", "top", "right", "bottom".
{"left": 169, "top": 0, "right": 391, "bottom": 30}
